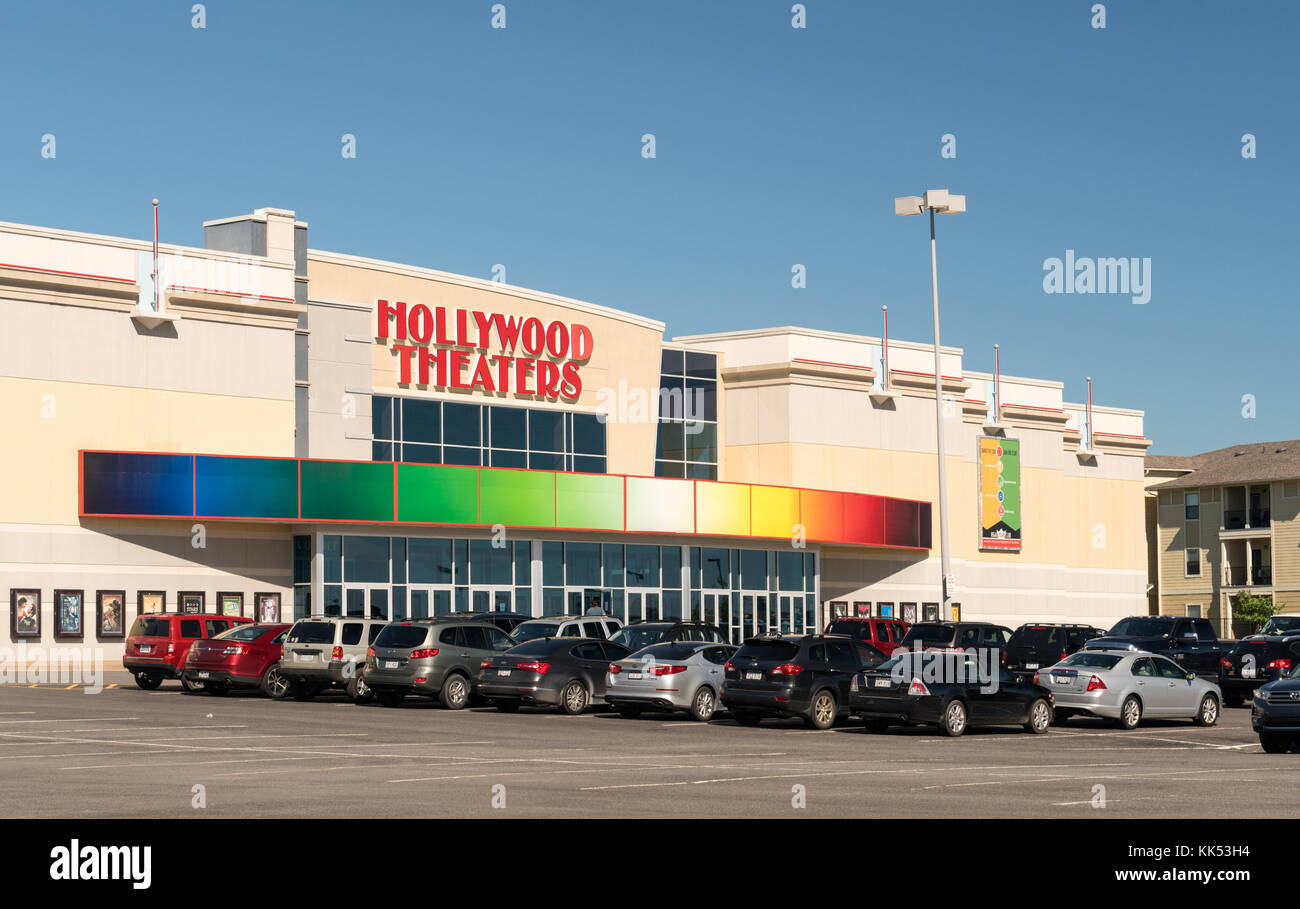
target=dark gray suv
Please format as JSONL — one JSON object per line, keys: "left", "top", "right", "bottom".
{"left": 364, "top": 619, "right": 516, "bottom": 709}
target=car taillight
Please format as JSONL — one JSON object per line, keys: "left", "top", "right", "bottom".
{"left": 331, "top": 646, "right": 344, "bottom": 660}
{"left": 907, "top": 678, "right": 930, "bottom": 696}
{"left": 167, "top": 642, "right": 175, "bottom": 654}
{"left": 1000, "top": 651, "right": 1007, "bottom": 665}
{"left": 480, "top": 658, "right": 492, "bottom": 669}
{"left": 650, "top": 665, "right": 687, "bottom": 676}
{"left": 724, "top": 661, "right": 735, "bottom": 671}
{"left": 517, "top": 661, "right": 550, "bottom": 674}
{"left": 367, "top": 647, "right": 375, "bottom": 660}
{"left": 410, "top": 648, "right": 439, "bottom": 659}
{"left": 770, "top": 664, "right": 803, "bottom": 676}
{"left": 1220, "top": 657, "right": 1232, "bottom": 668}
{"left": 1086, "top": 674, "right": 1107, "bottom": 692}
{"left": 1268, "top": 659, "right": 1293, "bottom": 671}
{"left": 1032, "top": 672, "right": 1041, "bottom": 686}
{"left": 608, "top": 663, "right": 621, "bottom": 674}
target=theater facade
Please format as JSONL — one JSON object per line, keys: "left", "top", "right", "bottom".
{"left": 2, "top": 207, "right": 1150, "bottom": 659}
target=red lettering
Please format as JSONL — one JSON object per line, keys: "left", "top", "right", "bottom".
{"left": 545, "top": 321, "right": 569, "bottom": 358}
{"left": 521, "top": 318, "right": 545, "bottom": 355}
{"left": 449, "top": 350, "right": 470, "bottom": 388}
{"left": 515, "top": 357, "right": 536, "bottom": 396}
{"left": 455, "top": 310, "right": 471, "bottom": 347}
{"left": 470, "top": 354, "right": 496, "bottom": 391}
{"left": 408, "top": 303, "right": 433, "bottom": 344}
{"left": 490, "top": 313, "right": 522, "bottom": 352}
{"left": 472, "top": 311, "right": 493, "bottom": 350}
{"left": 417, "top": 347, "right": 446, "bottom": 386}
{"left": 435, "top": 306, "right": 454, "bottom": 346}
{"left": 392, "top": 344, "right": 417, "bottom": 384}
{"left": 377, "top": 299, "right": 406, "bottom": 340}
{"left": 571, "top": 323, "right": 593, "bottom": 360}
{"left": 536, "top": 360, "right": 561, "bottom": 398}
{"left": 495, "top": 354, "right": 515, "bottom": 390}
{"left": 559, "top": 361, "right": 582, "bottom": 399}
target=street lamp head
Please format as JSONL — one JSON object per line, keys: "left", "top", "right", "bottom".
{"left": 894, "top": 195, "right": 923, "bottom": 216}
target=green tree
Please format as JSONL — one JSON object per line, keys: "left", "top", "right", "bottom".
{"left": 1231, "top": 591, "right": 1277, "bottom": 633}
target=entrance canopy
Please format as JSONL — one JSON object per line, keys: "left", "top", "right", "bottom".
{"left": 79, "top": 450, "right": 931, "bottom": 550}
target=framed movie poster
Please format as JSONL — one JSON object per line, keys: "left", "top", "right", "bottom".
{"left": 10, "top": 589, "right": 41, "bottom": 639}
{"left": 54, "top": 589, "right": 84, "bottom": 640}
{"left": 179, "top": 591, "right": 205, "bottom": 615}
{"left": 218, "top": 592, "right": 244, "bottom": 618}
{"left": 139, "top": 591, "right": 165, "bottom": 615}
{"left": 97, "top": 590, "right": 126, "bottom": 639}
{"left": 255, "top": 592, "right": 281, "bottom": 623}
{"left": 901, "top": 602, "right": 918, "bottom": 624}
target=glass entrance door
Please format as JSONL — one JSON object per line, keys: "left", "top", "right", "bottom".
{"left": 408, "top": 587, "right": 452, "bottom": 620}
{"left": 568, "top": 588, "right": 610, "bottom": 619}
{"left": 344, "top": 586, "right": 390, "bottom": 620}
{"left": 471, "top": 588, "right": 513, "bottom": 613}
{"left": 625, "top": 590, "right": 661, "bottom": 623}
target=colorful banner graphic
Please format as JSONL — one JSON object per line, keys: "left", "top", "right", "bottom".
{"left": 978, "top": 437, "right": 1021, "bottom": 551}
{"left": 79, "top": 450, "right": 931, "bottom": 550}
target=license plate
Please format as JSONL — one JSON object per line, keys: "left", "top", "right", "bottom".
{"left": 138, "top": 645, "right": 152, "bottom": 653}
{"left": 299, "top": 653, "right": 316, "bottom": 662}
{"left": 384, "top": 660, "right": 400, "bottom": 669}
{"left": 1025, "top": 662, "right": 1039, "bottom": 670}
{"left": 627, "top": 672, "right": 643, "bottom": 680}
{"left": 745, "top": 672, "right": 762, "bottom": 681}
{"left": 1053, "top": 674, "right": 1071, "bottom": 684}
{"left": 196, "top": 671, "right": 209, "bottom": 679}
{"left": 873, "top": 678, "right": 891, "bottom": 688}
{"left": 496, "top": 669, "right": 511, "bottom": 677}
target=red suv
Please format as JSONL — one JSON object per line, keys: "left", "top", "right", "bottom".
{"left": 124, "top": 613, "right": 253, "bottom": 689}
{"left": 181, "top": 623, "right": 291, "bottom": 696}
{"left": 823, "top": 617, "right": 911, "bottom": 656}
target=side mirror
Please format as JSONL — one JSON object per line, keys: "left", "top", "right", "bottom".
{"left": 1186, "top": 673, "right": 1197, "bottom": 682}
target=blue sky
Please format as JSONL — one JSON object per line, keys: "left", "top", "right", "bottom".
{"left": 3, "top": 0, "right": 1296, "bottom": 453}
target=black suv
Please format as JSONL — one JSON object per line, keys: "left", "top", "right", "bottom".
{"left": 721, "top": 634, "right": 886, "bottom": 729}
{"left": 1004, "top": 623, "right": 1104, "bottom": 675}
{"left": 610, "top": 621, "right": 729, "bottom": 652}
{"left": 1221, "top": 633, "right": 1300, "bottom": 707}
{"left": 898, "top": 622, "right": 1014, "bottom": 661}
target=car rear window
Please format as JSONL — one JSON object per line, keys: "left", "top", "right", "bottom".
{"left": 215, "top": 625, "right": 270, "bottom": 642}
{"left": 1106, "top": 618, "right": 1173, "bottom": 637}
{"left": 1009, "top": 626, "right": 1057, "bottom": 647}
{"left": 1259, "top": 616, "right": 1300, "bottom": 636}
{"left": 129, "top": 617, "right": 171, "bottom": 638}
{"left": 509, "top": 638, "right": 564, "bottom": 656}
{"left": 287, "top": 622, "right": 335, "bottom": 644}
{"left": 512, "top": 622, "right": 559, "bottom": 643}
{"left": 609, "top": 627, "right": 666, "bottom": 652}
{"left": 899, "top": 624, "right": 952, "bottom": 645}
{"left": 735, "top": 641, "right": 800, "bottom": 661}
{"left": 375, "top": 625, "right": 430, "bottom": 648}
{"left": 825, "top": 621, "right": 867, "bottom": 638}
{"left": 1059, "top": 652, "right": 1123, "bottom": 670}
{"left": 633, "top": 643, "right": 702, "bottom": 661}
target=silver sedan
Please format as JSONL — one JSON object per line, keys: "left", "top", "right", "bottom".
{"left": 1037, "top": 649, "right": 1221, "bottom": 729}
{"left": 605, "top": 642, "right": 737, "bottom": 721}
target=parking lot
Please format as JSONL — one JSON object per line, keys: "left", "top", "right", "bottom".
{"left": 1, "top": 678, "right": 1293, "bottom": 818}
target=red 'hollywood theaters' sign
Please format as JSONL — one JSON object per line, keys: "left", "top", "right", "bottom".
{"left": 376, "top": 299, "right": 593, "bottom": 401}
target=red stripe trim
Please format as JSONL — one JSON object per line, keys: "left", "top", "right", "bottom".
{"left": 0, "top": 261, "right": 134, "bottom": 284}
{"left": 792, "top": 357, "right": 873, "bottom": 370}
{"left": 891, "top": 369, "right": 964, "bottom": 381}
{"left": 166, "top": 284, "right": 295, "bottom": 303}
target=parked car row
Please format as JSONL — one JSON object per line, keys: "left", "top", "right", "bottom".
{"left": 122, "top": 611, "right": 1300, "bottom": 750}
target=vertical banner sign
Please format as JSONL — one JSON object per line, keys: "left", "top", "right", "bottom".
{"left": 979, "top": 437, "right": 1021, "bottom": 551}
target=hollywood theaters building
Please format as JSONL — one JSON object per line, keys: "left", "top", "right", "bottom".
{"left": 1, "top": 207, "right": 1151, "bottom": 659}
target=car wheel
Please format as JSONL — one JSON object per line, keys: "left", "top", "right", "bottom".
{"left": 180, "top": 676, "right": 204, "bottom": 694}
{"left": 257, "top": 664, "right": 286, "bottom": 698}
{"left": 346, "top": 673, "right": 373, "bottom": 704}
{"left": 204, "top": 681, "right": 230, "bottom": 696}
{"left": 291, "top": 683, "right": 319, "bottom": 702}
{"left": 440, "top": 674, "right": 470, "bottom": 710}
{"left": 494, "top": 699, "right": 521, "bottom": 713}
{"left": 617, "top": 706, "right": 643, "bottom": 719}
{"left": 1117, "top": 695, "right": 1142, "bottom": 730}
{"left": 1222, "top": 696, "right": 1243, "bottom": 709}
{"left": 805, "top": 689, "right": 837, "bottom": 730}
{"left": 690, "top": 687, "right": 717, "bottom": 722}
{"left": 862, "top": 718, "right": 891, "bottom": 733}
{"left": 560, "top": 680, "right": 589, "bottom": 715}
{"left": 133, "top": 671, "right": 162, "bottom": 691}
{"left": 1259, "top": 732, "right": 1292, "bottom": 754}
{"left": 377, "top": 689, "right": 405, "bottom": 708}
{"left": 734, "top": 711, "right": 762, "bottom": 727}
{"left": 940, "top": 699, "right": 967, "bottom": 737}
{"left": 1193, "top": 693, "right": 1219, "bottom": 727}
{"left": 1025, "top": 698, "right": 1052, "bottom": 734}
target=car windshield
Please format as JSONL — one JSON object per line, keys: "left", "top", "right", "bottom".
{"left": 511, "top": 622, "right": 560, "bottom": 643}
{"left": 610, "top": 627, "right": 667, "bottom": 651}
{"left": 630, "top": 642, "right": 702, "bottom": 661}
{"left": 1059, "top": 652, "right": 1123, "bottom": 670}
{"left": 214, "top": 624, "right": 269, "bottom": 642}
{"left": 1258, "top": 616, "right": 1300, "bottom": 636}
{"left": 286, "top": 622, "right": 334, "bottom": 644}
{"left": 374, "top": 625, "right": 429, "bottom": 648}
{"left": 1106, "top": 618, "right": 1173, "bottom": 637}
{"left": 899, "top": 624, "right": 952, "bottom": 645}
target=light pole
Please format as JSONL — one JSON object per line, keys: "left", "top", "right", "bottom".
{"left": 895, "top": 189, "right": 964, "bottom": 621}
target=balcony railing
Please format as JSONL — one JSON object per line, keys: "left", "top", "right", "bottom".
{"left": 1222, "top": 509, "right": 1270, "bottom": 530}
{"left": 1252, "top": 568, "right": 1273, "bottom": 585}
{"left": 1225, "top": 567, "right": 1246, "bottom": 586}
{"left": 1224, "top": 567, "right": 1273, "bottom": 587}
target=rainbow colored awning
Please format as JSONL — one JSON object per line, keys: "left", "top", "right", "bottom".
{"left": 78, "top": 450, "right": 930, "bottom": 549}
